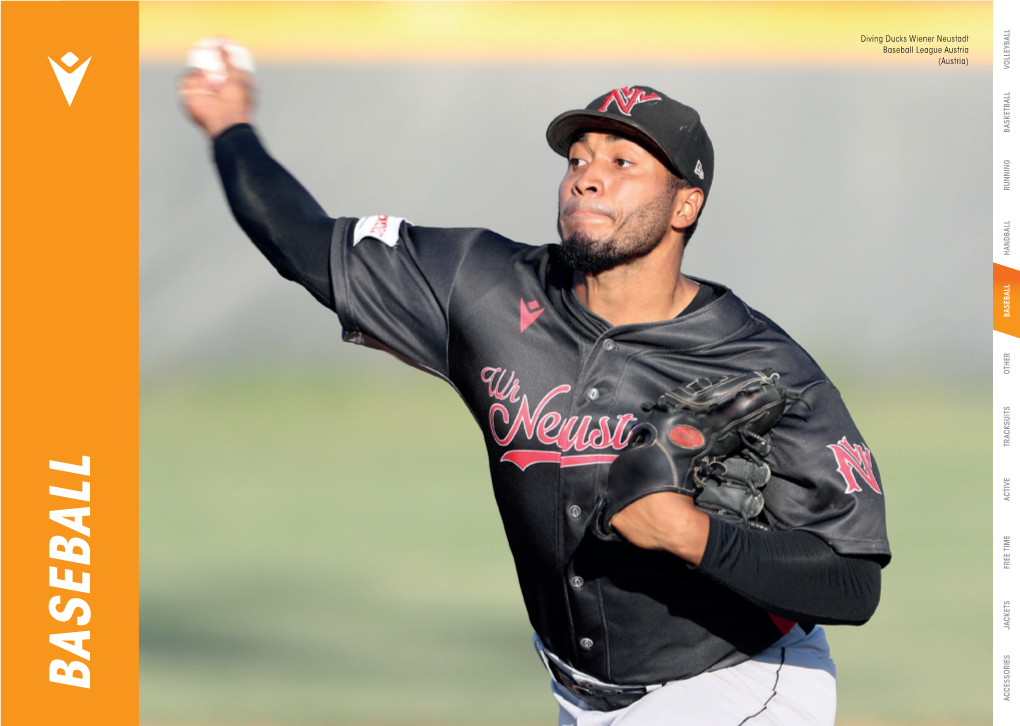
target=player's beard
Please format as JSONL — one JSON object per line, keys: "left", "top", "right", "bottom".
{"left": 557, "top": 189, "right": 675, "bottom": 274}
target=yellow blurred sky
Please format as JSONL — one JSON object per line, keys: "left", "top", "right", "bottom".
{"left": 140, "top": 1, "right": 991, "bottom": 68}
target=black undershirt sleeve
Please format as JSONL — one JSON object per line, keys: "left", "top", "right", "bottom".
{"left": 696, "top": 521, "right": 882, "bottom": 626}
{"left": 212, "top": 123, "right": 335, "bottom": 309}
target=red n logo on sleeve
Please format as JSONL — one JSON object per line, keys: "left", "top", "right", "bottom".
{"left": 827, "top": 437, "right": 882, "bottom": 494}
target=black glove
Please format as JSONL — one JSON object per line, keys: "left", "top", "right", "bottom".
{"left": 589, "top": 370, "right": 793, "bottom": 541}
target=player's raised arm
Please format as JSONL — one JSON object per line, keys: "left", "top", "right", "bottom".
{"left": 178, "top": 40, "right": 335, "bottom": 308}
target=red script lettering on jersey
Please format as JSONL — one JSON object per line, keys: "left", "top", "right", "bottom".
{"left": 481, "top": 367, "right": 637, "bottom": 470}
{"left": 827, "top": 436, "right": 882, "bottom": 494}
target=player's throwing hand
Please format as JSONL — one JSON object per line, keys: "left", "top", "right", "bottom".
{"left": 178, "top": 38, "right": 256, "bottom": 139}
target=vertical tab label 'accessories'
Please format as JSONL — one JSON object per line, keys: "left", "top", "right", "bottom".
{"left": 48, "top": 51, "right": 91, "bottom": 106}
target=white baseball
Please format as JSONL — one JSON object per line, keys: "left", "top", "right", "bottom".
{"left": 185, "top": 37, "right": 256, "bottom": 85}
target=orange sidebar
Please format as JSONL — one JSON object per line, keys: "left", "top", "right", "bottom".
{"left": 1, "top": 3, "right": 139, "bottom": 725}
{"left": 995, "top": 263, "right": 1020, "bottom": 338}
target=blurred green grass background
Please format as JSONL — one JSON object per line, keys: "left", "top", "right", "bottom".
{"left": 140, "top": 364, "right": 990, "bottom": 725}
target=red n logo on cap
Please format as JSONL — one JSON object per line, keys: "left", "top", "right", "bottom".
{"left": 597, "top": 86, "right": 661, "bottom": 116}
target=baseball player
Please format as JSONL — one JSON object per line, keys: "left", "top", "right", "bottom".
{"left": 180, "top": 62, "right": 889, "bottom": 725}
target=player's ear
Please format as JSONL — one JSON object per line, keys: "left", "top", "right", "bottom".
{"left": 672, "top": 187, "right": 704, "bottom": 231}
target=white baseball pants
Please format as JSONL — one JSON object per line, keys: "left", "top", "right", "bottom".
{"left": 552, "top": 625, "right": 837, "bottom": 726}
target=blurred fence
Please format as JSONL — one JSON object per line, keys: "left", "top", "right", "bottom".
{"left": 142, "top": 65, "right": 989, "bottom": 380}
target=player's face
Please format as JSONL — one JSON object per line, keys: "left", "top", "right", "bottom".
{"left": 557, "top": 132, "right": 678, "bottom": 273}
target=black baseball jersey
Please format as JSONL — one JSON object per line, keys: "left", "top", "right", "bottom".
{"left": 329, "top": 214, "right": 890, "bottom": 686}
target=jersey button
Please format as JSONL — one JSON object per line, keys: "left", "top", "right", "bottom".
{"left": 580, "top": 638, "right": 594, "bottom": 650}
{"left": 568, "top": 505, "right": 582, "bottom": 519}
{"left": 570, "top": 576, "right": 584, "bottom": 589}
{"left": 602, "top": 339, "right": 618, "bottom": 351}
{"left": 586, "top": 387, "right": 600, "bottom": 401}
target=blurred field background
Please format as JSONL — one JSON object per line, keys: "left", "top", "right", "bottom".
{"left": 140, "top": 368, "right": 989, "bottom": 726}
{"left": 140, "top": 3, "right": 992, "bottom": 725}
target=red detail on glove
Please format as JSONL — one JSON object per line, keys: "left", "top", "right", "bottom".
{"left": 668, "top": 426, "right": 705, "bottom": 448}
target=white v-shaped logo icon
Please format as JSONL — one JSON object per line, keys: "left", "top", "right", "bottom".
{"left": 48, "top": 52, "right": 91, "bottom": 106}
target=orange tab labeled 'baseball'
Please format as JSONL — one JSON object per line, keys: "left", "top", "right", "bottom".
{"left": 994, "top": 263, "right": 1020, "bottom": 338}
{"left": 1, "top": 2, "right": 139, "bottom": 725}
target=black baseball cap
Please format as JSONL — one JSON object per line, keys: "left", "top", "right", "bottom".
{"left": 546, "top": 85, "right": 714, "bottom": 199}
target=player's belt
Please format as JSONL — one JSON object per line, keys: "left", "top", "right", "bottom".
{"left": 532, "top": 634, "right": 663, "bottom": 712}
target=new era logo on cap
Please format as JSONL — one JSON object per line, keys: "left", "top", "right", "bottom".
{"left": 694, "top": 160, "right": 704, "bottom": 180}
